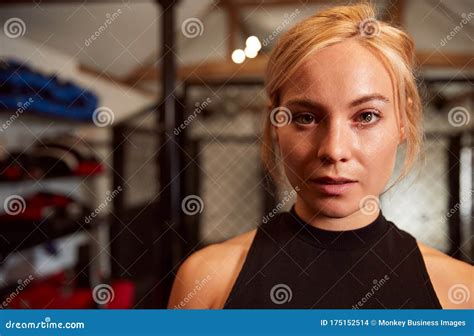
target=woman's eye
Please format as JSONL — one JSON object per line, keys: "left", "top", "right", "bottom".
{"left": 293, "top": 113, "right": 317, "bottom": 125}
{"left": 357, "top": 111, "right": 380, "bottom": 125}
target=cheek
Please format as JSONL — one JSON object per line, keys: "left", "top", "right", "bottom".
{"left": 359, "top": 127, "right": 399, "bottom": 190}
{"left": 277, "top": 130, "right": 311, "bottom": 182}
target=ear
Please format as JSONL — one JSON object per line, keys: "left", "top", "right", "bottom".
{"left": 399, "top": 98, "right": 412, "bottom": 144}
{"left": 399, "top": 124, "right": 406, "bottom": 144}
{"left": 274, "top": 127, "right": 280, "bottom": 145}
{"left": 267, "top": 101, "right": 281, "bottom": 146}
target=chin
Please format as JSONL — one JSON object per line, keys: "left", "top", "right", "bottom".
{"left": 305, "top": 194, "right": 357, "bottom": 219}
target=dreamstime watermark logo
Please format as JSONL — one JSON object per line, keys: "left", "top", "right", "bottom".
{"left": 4, "top": 316, "right": 85, "bottom": 329}
{"left": 1, "top": 275, "right": 34, "bottom": 309}
{"left": 440, "top": 190, "right": 473, "bottom": 224}
{"left": 181, "top": 18, "right": 203, "bottom": 38}
{"left": 440, "top": 12, "right": 474, "bottom": 47}
{"left": 3, "top": 195, "right": 26, "bottom": 216}
{"left": 270, "top": 283, "right": 292, "bottom": 304}
{"left": 92, "top": 284, "right": 115, "bottom": 305}
{"left": 92, "top": 106, "right": 114, "bottom": 127}
{"left": 84, "top": 186, "right": 122, "bottom": 224}
{"left": 352, "top": 275, "right": 390, "bottom": 309}
{"left": 448, "top": 106, "right": 470, "bottom": 127}
{"left": 4, "top": 18, "right": 26, "bottom": 38}
{"left": 448, "top": 284, "right": 470, "bottom": 305}
{"left": 173, "top": 275, "right": 212, "bottom": 309}
{"left": 261, "top": 9, "right": 300, "bottom": 47}
{"left": 270, "top": 106, "right": 292, "bottom": 127}
{"left": 359, "top": 195, "right": 380, "bottom": 215}
{"left": 0, "top": 98, "right": 34, "bottom": 132}
{"left": 358, "top": 18, "right": 381, "bottom": 38}
{"left": 181, "top": 195, "right": 204, "bottom": 215}
{"left": 84, "top": 9, "right": 123, "bottom": 47}
{"left": 263, "top": 186, "right": 300, "bottom": 224}
{"left": 174, "top": 97, "right": 211, "bottom": 135}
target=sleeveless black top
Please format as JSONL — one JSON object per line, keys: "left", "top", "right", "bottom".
{"left": 223, "top": 206, "right": 442, "bottom": 309}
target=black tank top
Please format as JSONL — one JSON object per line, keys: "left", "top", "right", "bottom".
{"left": 223, "top": 206, "right": 442, "bottom": 309}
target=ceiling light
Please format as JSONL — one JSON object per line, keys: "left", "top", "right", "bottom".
{"left": 244, "top": 46, "right": 258, "bottom": 58}
{"left": 232, "top": 49, "right": 246, "bottom": 64}
{"left": 246, "top": 36, "right": 262, "bottom": 52}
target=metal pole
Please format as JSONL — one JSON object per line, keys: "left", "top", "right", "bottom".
{"left": 157, "top": 0, "right": 181, "bottom": 308}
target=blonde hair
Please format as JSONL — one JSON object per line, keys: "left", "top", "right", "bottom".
{"left": 261, "top": 2, "right": 423, "bottom": 190}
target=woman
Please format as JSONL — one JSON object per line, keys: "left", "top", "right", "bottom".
{"left": 168, "top": 3, "right": 472, "bottom": 309}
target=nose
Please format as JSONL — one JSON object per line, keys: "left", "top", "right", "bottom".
{"left": 317, "top": 118, "right": 352, "bottom": 164}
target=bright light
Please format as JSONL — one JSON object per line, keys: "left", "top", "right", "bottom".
{"left": 245, "top": 46, "right": 258, "bottom": 58}
{"left": 232, "top": 49, "right": 246, "bottom": 64}
{"left": 246, "top": 35, "right": 262, "bottom": 52}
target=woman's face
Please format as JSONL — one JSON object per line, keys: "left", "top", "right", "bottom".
{"left": 275, "top": 39, "right": 404, "bottom": 218}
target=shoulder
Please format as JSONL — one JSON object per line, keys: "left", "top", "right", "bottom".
{"left": 167, "top": 229, "right": 257, "bottom": 309}
{"left": 417, "top": 241, "right": 473, "bottom": 309}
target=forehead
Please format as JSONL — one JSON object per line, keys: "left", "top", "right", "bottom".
{"left": 280, "top": 39, "right": 394, "bottom": 105}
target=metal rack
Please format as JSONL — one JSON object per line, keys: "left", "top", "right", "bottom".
{"left": 0, "top": 0, "right": 181, "bottom": 308}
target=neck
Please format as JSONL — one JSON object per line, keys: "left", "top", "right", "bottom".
{"left": 294, "top": 197, "right": 380, "bottom": 231}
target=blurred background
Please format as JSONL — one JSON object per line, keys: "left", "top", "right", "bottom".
{"left": 0, "top": 0, "right": 472, "bottom": 309}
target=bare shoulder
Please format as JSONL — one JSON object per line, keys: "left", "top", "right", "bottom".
{"left": 417, "top": 241, "right": 473, "bottom": 309}
{"left": 167, "top": 229, "right": 257, "bottom": 309}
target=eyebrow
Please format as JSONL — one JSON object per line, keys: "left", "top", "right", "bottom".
{"left": 284, "top": 94, "right": 390, "bottom": 110}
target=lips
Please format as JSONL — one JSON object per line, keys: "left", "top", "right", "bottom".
{"left": 309, "top": 176, "right": 357, "bottom": 195}
{"left": 311, "top": 176, "right": 357, "bottom": 184}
